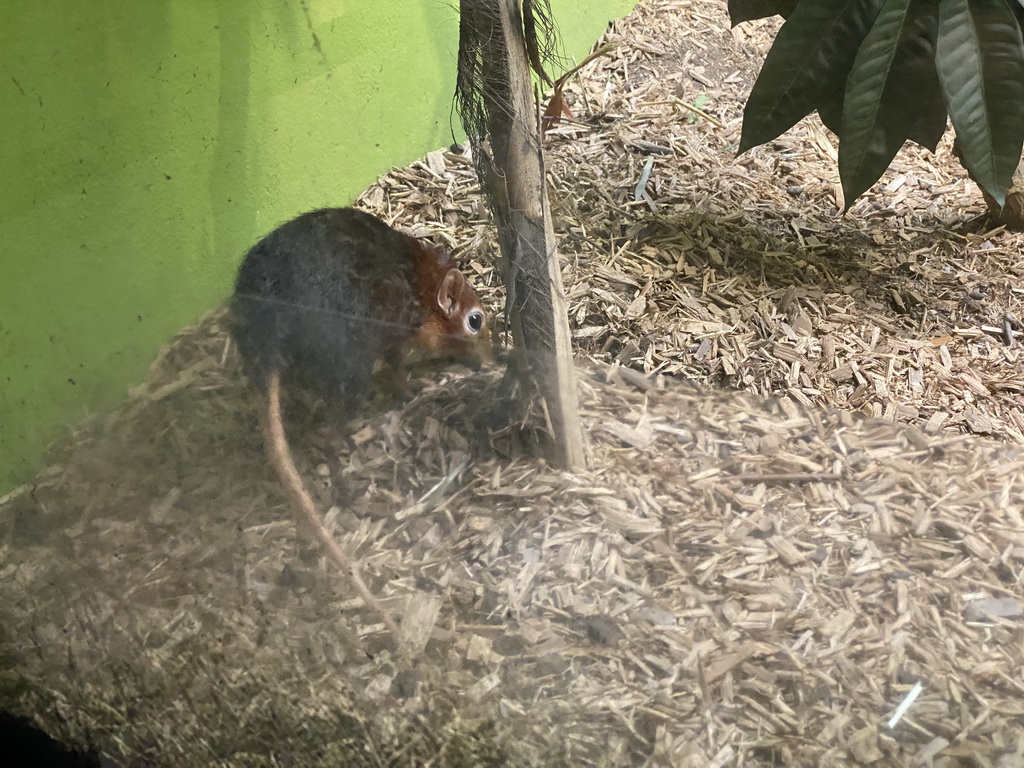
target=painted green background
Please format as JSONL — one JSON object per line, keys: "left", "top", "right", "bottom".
{"left": 0, "top": 0, "right": 635, "bottom": 494}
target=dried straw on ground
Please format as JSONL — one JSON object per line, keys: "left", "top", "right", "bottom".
{"left": 2, "top": 0, "right": 1023, "bottom": 765}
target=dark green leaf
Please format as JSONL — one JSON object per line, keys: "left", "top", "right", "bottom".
{"left": 839, "top": 0, "right": 914, "bottom": 206}
{"left": 817, "top": 4, "right": 944, "bottom": 150}
{"left": 936, "top": 0, "right": 1024, "bottom": 207}
{"left": 898, "top": 2, "right": 946, "bottom": 151}
{"left": 816, "top": 86, "right": 845, "bottom": 133}
{"left": 838, "top": 0, "right": 947, "bottom": 207}
{"left": 740, "top": 0, "right": 885, "bottom": 154}
{"left": 728, "top": 0, "right": 799, "bottom": 25}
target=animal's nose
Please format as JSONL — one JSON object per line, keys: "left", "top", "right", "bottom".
{"left": 472, "top": 335, "right": 494, "bottom": 367}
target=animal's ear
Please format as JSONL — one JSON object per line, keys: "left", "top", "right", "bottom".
{"left": 437, "top": 269, "right": 465, "bottom": 318}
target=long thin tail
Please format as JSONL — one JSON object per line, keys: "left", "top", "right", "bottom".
{"left": 262, "top": 369, "right": 403, "bottom": 646}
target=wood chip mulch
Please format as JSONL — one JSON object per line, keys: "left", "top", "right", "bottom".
{"left": 2, "top": 0, "right": 1023, "bottom": 765}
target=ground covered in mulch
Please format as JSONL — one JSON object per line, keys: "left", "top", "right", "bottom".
{"left": 2, "top": 0, "right": 1023, "bottom": 766}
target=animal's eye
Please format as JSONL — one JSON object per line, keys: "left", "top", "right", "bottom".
{"left": 466, "top": 310, "right": 484, "bottom": 334}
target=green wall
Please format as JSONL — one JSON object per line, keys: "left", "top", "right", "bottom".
{"left": 0, "top": 0, "right": 634, "bottom": 494}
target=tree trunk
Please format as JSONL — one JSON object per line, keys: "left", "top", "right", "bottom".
{"left": 472, "top": 0, "right": 587, "bottom": 470}
{"left": 952, "top": 141, "right": 1024, "bottom": 230}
